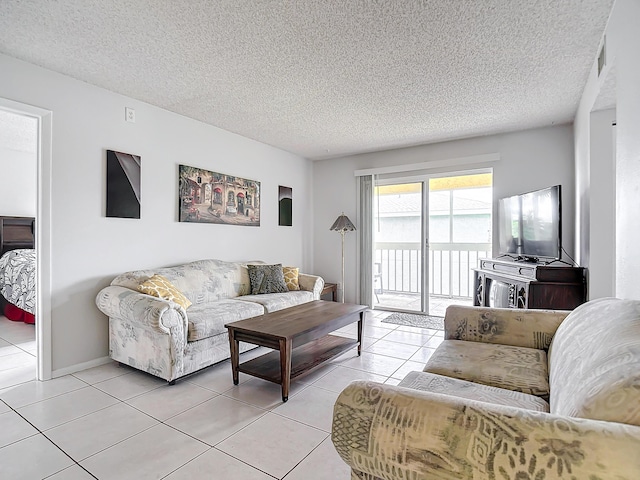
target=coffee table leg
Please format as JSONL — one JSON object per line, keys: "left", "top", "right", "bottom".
{"left": 228, "top": 328, "right": 240, "bottom": 385}
{"left": 357, "top": 311, "right": 364, "bottom": 356}
{"left": 279, "top": 338, "right": 292, "bottom": 402}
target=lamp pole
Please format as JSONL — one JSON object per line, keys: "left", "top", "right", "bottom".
{"left": 330, "top": 213, "right": 356, "bottom": 304}
{"left": 340, "top": 229, "right": 346, "bottom": 303}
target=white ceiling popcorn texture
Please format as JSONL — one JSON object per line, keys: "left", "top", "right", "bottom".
{"left": 0, "top": 1, "right": 614, "bottom": 159}
{"left": 0, "top": 110, "right": 37, "bottom": 154}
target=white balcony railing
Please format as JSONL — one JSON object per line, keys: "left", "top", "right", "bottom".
{"left": 375, "top": 242, "right": 491, "bottom": 299}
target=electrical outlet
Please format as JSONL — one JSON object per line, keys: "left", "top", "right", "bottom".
{"left": 125, "top": 107, "right": 136, "bottom": 123}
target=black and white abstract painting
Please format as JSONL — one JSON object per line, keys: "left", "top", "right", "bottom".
{"left": 106, "top": 150, "right": 141, "bottom": 219}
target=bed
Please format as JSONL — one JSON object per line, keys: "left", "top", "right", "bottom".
{"left": 0, "top": 216, "right": 36, "bottom": 323}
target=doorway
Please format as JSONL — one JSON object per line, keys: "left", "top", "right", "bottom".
{"left": 0, "top": 109, "right": 38, "bottom": 388}
{"left": 0, "top": 97, "right": 53, "bottom": 384}
{"left": 373, "top": 172, "right": 492, "bottom": 315}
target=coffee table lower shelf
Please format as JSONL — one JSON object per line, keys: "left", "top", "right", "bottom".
{"left": 238, "top": 334, "right": 357, "bottom": 385}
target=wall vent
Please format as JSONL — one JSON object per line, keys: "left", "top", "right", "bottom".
{"left": 597, "top": 38, "right": 606, "bottom": 77}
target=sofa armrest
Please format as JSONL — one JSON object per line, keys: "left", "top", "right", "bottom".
{"left": 298, "top": 273, "right": 324, "bottom": 300}
{"left": 444, "top": 305, "right": 569, "bottom": 349}
{"left": 332, "top": 381, "right": 640, "bottom": 480}
{"left": 96, "top": 285, "right": 188, "bottom": 344}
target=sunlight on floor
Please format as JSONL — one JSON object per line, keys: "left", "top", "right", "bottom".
{"left": 374, "top": 292, "right": 471, "bottom": 316}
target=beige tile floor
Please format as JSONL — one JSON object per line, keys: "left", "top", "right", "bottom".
{"left": 0, "top": 311, "right": 444, "bottom": 479}
{"left": 0, "top": 316, "right": 37, "bottom": 390}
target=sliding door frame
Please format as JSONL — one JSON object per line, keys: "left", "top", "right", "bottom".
{"left": 373, "top": 167, "right": 494, "bottom": 315}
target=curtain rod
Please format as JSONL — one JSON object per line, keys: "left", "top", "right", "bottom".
{"left": 353, "top": 153, "right": 500, "bottom": 177}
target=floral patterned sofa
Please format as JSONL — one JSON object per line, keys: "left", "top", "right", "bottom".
{"left": 96, "top": 259, "right": 324, "bottom": 383}
{"left": 332, "top": 297, "right": 640, "bottom": 479}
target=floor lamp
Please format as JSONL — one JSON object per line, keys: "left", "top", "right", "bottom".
{"left": 330, "top": 213, "right": 356, "bottom": 303}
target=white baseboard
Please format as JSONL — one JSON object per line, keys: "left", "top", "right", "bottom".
{"left": 51, "top": 356, "right": 112, "bottom": 378}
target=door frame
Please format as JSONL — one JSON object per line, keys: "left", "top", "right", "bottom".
{"left": 1, "top": 97, "right": 53, "bottom": 381}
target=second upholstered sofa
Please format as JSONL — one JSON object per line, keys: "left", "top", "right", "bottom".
{"left": 332, "top": 298, "right": 640, "bottom": 479}
{"left": 96, "top": 259, "right": 324, "bottom": 383}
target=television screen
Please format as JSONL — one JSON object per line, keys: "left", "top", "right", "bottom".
{"left": 498, "top": 185, "right": 561, "bottom": 261}
{"left": 498, "top": 195, "right": 521, "bottom": 255}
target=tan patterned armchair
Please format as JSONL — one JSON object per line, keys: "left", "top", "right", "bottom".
{"left": 332, "top": 298, "right": 640, "bottom": 479}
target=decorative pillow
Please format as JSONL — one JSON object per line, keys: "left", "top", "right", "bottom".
{"left": 282, "top": 266, "right": 300, "bottom": 291}
{"left": 137, "top": 274, "right": 192, "bottom": 310}
{"left": 247, "top": 264, "right": 289, "bottom": 295}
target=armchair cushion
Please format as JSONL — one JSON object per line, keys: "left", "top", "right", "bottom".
{"left": 444, "top": 305, "right": 569, "bottom": 349}
{"left": 424, "top": 339, "right": 550, "bottom": 398}
{"left": 399, "top": 371, "right": 549, "bottom": 411}
{"left": 332, "top": 381, "right": 640, "bottom": 480}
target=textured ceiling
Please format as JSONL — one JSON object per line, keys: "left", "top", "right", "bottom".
{"left": 0, "top": 110, "right": 37, "bottom": 154}
{"left": 0, "top": 1, "right": 614, "bottom": 160}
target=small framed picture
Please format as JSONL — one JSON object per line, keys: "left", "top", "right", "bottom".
{"left": 106, "top": 150, "right": 141, "bottom": 219}
{"left": 279, "top": 186, "right": 292, "bottom": 226}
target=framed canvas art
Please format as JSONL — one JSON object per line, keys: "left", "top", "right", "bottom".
{"left": 106, "top": 150, "right": 141, "bottom": 219}
{"left": 178, "top": 165, "right": 260, "bottom": 226}
{"left": 279, "top": 185, "right": 292, "bottom": 226}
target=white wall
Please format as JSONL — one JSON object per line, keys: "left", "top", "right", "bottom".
{"left": 574, "top": 0, "right": 640, "bottom": 300}
{"left": 0, "top": 148, "right": 36, "bottom": 216}
{"left": 314, "top": 125, "right": 575, "bottom": 303}
{"left": 0, "top": 53, "right": 314, "bottom": 375}
{"left": 588, "top": 109, "right": 616, "bottom": 299}
{"left": 0, "top": 113, "right": 37, "bottom": 216}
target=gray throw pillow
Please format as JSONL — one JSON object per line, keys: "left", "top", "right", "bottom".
{"left": 247, "top": 264, "right": 289, "bottom": 295}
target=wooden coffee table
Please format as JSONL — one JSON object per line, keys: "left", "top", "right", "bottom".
{"left": 225, "top": 300, "right": 368, "bottom": 402}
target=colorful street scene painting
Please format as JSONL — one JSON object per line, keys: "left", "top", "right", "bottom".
{"left": 178, "top": 165, "right": 260, "bottom": 226}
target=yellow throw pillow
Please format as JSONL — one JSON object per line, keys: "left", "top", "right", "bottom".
{"left": 282, "top": 266, "right": 300, "bottom": 291}
{"left": 138, "top": 274, "right": 192, "bottom": 310}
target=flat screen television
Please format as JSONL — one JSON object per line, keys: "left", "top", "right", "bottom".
{"left": 498, "top": 185, "right": 561, "bottom": 262}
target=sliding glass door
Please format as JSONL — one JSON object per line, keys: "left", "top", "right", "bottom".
{"left": 373, "top": 172, "right": 492, "bottom": 315}
{"left": 373, "top": 181, "right": 426, "bottom": 313}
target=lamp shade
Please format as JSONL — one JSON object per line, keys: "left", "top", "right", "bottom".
{"left": 329, "top": 213, "right": 356, "bottom": 233}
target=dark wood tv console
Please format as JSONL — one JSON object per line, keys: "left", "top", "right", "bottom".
{"left": 473, "top": 258, "right": 586, "bottom": 310}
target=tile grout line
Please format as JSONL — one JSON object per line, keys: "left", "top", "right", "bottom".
{"left": 3, "top": 364, "right": 320, "bottom": 476}
{"left": 280, "top": 432, "right": 332, "bottom": 480}
{"left": 0, "top": 310, "right": 445, "bottom": 479}
{"left": 4, "top": 394, "right": 99, "bottom": 479}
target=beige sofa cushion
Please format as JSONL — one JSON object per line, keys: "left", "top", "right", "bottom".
{"left": 236, "top": 291, "right": 314, "bottom": 313}
{"left": 187, "top": 299, "right": 264, "bottom": 342}
{"left": 424, "top": 339, "right": 550, "bottom": 399}
{"left": 399, "top": 371, "right": 549, "bottom": 411}
{"left": 549, "top": 297, "right": 640, "bottom": 425}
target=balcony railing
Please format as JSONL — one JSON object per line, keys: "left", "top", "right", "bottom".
{"left": 375, "top": 242, "right": 491, "bottom": 299}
